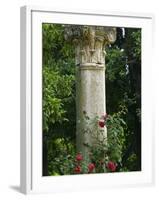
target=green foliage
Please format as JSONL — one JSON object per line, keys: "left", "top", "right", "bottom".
{"left": 48, "top": 112, "right": 127, "bottom": 175}
{"left": 47, "top": 138, "right": 76, "bottom": 175}
{"left": 43, "top": 66, "right": 75, "bottom": 132}
{"left": 80, "top": 112, "right": 127, "bottom": 173}
{"left": 106, "top": 48, "right": 126, "bottom": 81}
{"left": 124, "top": 29, "right": 141, "bottom": 60}
{"left": 42, "top": 24, "right": 76, "bottom": 176}
{"left": 107, "top": 113, "right": 126, "bottom": 164}
{"left": 42, "top": 24, "right": 75, "bottom": 67}
{"left": 106, "top": 28, "right": 141, "bottom": 171}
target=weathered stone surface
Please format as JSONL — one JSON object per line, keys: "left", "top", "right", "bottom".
{"left": 64, "top": 25, "right": 116, "bottom": 65}
{"left": 76, "top": 65, "right": 107, "bottom": 157}
{"left": 65, "top": 25, "right": 116, "bottom": 157}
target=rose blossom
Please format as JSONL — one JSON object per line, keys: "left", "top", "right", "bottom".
{"left": 107, "top": 161, "right": 117, "bottom": 172}
{"left": 74, "top": 166, "right": 81, "bottom": 173}
{"left": 98, "top": 120, "right": 105, "bottom": 128}
{"left": 76, "top": 153, "right": 83, "bottom": 161}
{"left": 88, "top": 163, "right": 95, "bottom": 173}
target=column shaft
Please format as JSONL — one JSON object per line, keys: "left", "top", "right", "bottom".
{"left": 76, "top": 64, "right": 106, "bottom": 156}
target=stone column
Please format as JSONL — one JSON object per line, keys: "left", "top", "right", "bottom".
{"left": 65, "top": 26, "right": 116, "bottom": 158}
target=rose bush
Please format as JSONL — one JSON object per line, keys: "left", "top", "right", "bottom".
{"left": 76, "top": 153, "right": 83, "bottom": 161}
{"left": 98, "top": 120, "right": 105, "bottom": 128}
{"left": 88, "top": 163, "right": 95, "bottom": 173}
{"left": 74, "top": 165, "right": 81, "bottom": 173}
{"left": 107, "top": 161, "right": 117, "bottom": 172}
{"left": 79, "top": 111, "right": 126, "bottom": 173}
{"left": 49, "top": 112, "right": 126, "bottom": 175}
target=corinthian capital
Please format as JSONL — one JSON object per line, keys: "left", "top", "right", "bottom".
{"left": 64, "top": 25, "right": 116, "bottom": 66}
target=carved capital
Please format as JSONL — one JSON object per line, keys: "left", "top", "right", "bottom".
{"left": 64, "top": 25, "right": 116, "bottom": 66}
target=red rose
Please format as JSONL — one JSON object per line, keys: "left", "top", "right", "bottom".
{"left": 76, "top": 153, "right": 83, "bottom": 161}
{"left": 98, "top": 120, "right": 105, "bottom": 128}
{"left": 88, "top": 163, "right": 95, "bottom": 173}
{"left": 107, "top": 161, "right": 117, "bottom": 172}
{"left": 74, "top": 166, "right": 81, "bottom": 173}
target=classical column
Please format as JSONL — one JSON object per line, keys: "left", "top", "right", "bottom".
{"left": 65, "top": 26, "right": 116, "bottom": 158}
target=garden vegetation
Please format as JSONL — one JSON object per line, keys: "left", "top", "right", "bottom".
{"left": 42, "top": 24, "right": 141, "bottom": 176}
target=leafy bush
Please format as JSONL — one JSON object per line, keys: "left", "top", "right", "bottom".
{"left": 43, "top": 66, "right": 75, "bottom": 132}
{"left": 48, "top": 111, "right": 127, "bottom": 175}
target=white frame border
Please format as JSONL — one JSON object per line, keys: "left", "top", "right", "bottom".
{"left": 20, "top": 6, "right": 154, "bottom": 194}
